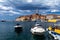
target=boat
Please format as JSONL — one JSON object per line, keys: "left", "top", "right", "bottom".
{"left": 14, "top": 24, "right": 22, "bottom": 31}
{"left": 30, "top": 20, "right": 46, "bottom": 36}
{"left": 47, "top": 23, "right": 60, "bottom": 40}
{"left": 1, "top": 20, "right": 6, "bottom": 22}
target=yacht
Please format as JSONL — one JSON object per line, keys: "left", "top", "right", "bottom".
{"left": 30, "top": 20, "right": 46, "bottom": 35}
{"left": 47, "top": 23, "right": 60, "bottom": 40}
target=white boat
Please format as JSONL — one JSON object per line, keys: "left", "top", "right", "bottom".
{"left": 14, "top": 24, "right": 22, "bottom": 31}
{"left": 31, "top": 21, "right": 46, "bottom": 35}
{"left": 14, "top": 25, "right": 22, "bottom": 28}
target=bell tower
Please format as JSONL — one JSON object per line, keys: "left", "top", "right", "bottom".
{"left": 35, "top": 9, "right": 39, "bottom": 14}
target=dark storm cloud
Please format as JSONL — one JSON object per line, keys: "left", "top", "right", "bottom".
{"left": 8, "top": 0, "right": 60, "bottom": 10}
{"left": 15, "top": 4, "right": 50, "bottom": 10}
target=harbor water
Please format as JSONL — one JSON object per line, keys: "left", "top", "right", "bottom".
{"left": 0, "top": 21, "right": 55, "bottom": 40}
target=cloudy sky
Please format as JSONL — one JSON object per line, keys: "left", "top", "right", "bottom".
{"left": 0, "top": 0, "right": 60, "bottom": 20}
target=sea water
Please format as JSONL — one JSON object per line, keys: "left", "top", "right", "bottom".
{"left": 0, "top": 21, "right": 54, "bottom": 40}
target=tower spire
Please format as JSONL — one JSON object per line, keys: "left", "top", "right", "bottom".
{"left": 35, "top": 9, "right": 39, "bottom": 13}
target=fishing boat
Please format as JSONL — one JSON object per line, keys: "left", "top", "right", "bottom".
{"left": 30, "top": 20, "right": 46, "bottom": 36}
{"left": 47, "top": 23, "right": 60, "bottom": 40}
{"left": 1, "top": 20, "right": 6, "bottom": 22}
{"left": 14, "top": 24, "right": 22, "bottom": 31}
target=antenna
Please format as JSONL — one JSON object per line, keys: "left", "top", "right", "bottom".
{"left": 35, "top": 9, "right": 39, "bottom": 13}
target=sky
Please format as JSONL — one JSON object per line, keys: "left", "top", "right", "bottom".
{"left": 0, "top": 0, "right": 60, "bottom": 20}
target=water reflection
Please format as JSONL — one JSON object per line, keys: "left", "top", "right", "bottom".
{"left": 32, "top": 35, "right": 46, "bottom": 40}
{"left": 14, "top": 28, "right": 23, "bottom": 36}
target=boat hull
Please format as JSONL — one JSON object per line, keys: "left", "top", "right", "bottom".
{"left": 15, "top": 27, "right": 22, "bottom": 31}
{"left": 31, "top": 32, "right": 46, "bottom": 36}
{"left": 31, "top": 27, "right": 46, "bottom": 36}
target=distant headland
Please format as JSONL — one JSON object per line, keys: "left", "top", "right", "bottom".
{"left": 16, "top": 13, "right": 60, "bottom": 21}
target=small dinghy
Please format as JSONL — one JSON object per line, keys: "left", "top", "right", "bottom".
{"left": 14, "top": 24, "right": 22, "bottom": 31}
